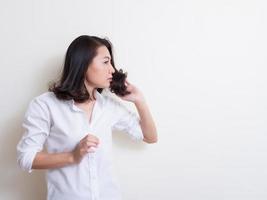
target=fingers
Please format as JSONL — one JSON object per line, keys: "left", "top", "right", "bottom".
{"left": 73, "top": 134, "right": 100, "bottom": 163}
{"left": 80, "top": 142, "right": 97, "bottom": 154}
{"left": 80, "top": 134, "right": 100, "bottom": 154}
{"left": 81, "top": 134, "right": 99, "bottom": 144}
{"left": 87, "top": 134, "right": 99, "bottom": 143}
{"left": 86, "top": 147, "right": 96, "bottom": 153}
{"left": 85, "top": 141, "right": 98, "bottom": 149}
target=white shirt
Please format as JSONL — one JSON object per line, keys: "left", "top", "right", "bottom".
{"left": 17, "top": 91, "right": 144, "bottom": 200}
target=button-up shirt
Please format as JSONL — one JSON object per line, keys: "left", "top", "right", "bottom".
{"left": 17, "top": 91, "right": 144, "bottom": 200}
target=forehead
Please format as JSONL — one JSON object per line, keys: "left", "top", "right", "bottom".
{"left": 95, "top": 46, "right": 111, "bottom": 59}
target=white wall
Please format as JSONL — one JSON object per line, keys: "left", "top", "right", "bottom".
{"left": 0, "top": 0, "right": 267, "bottom": 199}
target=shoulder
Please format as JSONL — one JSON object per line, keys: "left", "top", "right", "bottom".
{"left": 32, "top": 92, "right": 63, "bottom": 105}
{"left": 25, "top": 92, "right": 71, "bottom": 118}
{"left": 34, "top": 91, "right": 56, "bottom": 101}
{"left": 28, "top": 91, "right": 66, "bottom": 112}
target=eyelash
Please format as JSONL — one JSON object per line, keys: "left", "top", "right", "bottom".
{"left": 104, "top": 61, "right": 109, "bottom": 64}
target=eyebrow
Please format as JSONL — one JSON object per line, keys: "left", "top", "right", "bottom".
{"left": 103, "top": 56, "right": 111, "bottom": 60}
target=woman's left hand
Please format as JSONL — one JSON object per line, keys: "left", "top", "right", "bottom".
{"left": 118, "top": 80, "right": 145, "bottom": 103}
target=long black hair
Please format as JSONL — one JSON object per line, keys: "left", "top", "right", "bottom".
{"left": 49, "top": 35, "right": 129, "bottom": 103}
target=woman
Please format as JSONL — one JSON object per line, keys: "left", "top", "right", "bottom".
{"left": 17, "top": 35, "right": 157, "bottom": 200}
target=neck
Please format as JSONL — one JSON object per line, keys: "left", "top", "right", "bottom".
{"left": 84, "top": 81, "right": 96, "bottom": 99}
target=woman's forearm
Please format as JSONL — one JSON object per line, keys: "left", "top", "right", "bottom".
{"left": 134, "top": 99, "right": 158, "bottom": 143}
{"left": 32, "top": 151, "right": 75, "bottom": 170}
{"left": 32, "top": 134, "right": 99, "bottom": 170}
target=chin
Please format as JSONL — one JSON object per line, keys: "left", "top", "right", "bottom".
{"left": 97, "top": 83, "right": 110, "bottom": 89}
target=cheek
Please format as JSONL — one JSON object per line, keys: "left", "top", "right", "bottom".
{"left": 86, "top": 68, "right": 106, "bottom": 83}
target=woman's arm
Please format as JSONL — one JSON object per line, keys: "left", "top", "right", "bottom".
{"left": 32, "top": 151, "right": 75, "bottom": 169}
{"left": 32, "top": 134, "right": 99, "bottom": 170}
{"left": 134, "top": 99, "right": 158, "bottom": 143}
{"left": 119, "top": 80, "right": 158, "bottom": 143}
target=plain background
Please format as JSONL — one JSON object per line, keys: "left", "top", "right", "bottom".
{"left": 0, "top": 0, "right": 267, "bottom": 199}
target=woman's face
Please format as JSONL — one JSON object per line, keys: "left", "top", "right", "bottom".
{"left": 85, "top": 45, "right": 115, "bottom": 89}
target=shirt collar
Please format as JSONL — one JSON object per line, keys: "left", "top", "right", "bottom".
{"left": 69, "top": 90, "right": 105, "bottom": 112}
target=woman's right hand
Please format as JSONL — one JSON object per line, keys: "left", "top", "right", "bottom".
{"left": 72, "top": 134, "right": 100, "bottom": 164}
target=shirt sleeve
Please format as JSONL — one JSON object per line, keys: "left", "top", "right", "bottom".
{"left": 111, "top": 101, "right": 144, "bottom": 141}
{"left": 16, "top": 97, "right": 51, "bottom": 173}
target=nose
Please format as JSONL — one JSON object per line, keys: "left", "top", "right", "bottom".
{"left": 109, "top": 65, "right": 115, "bottom": 74}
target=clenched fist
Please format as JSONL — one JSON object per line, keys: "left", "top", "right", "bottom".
{"left": 72, "top": 134, "right": 99, "bottom": 164}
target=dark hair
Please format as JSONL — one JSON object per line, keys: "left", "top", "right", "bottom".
{"left": 49, "top": 35, "right": 129, "bottom": 103}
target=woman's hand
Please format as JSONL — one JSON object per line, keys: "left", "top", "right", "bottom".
{"left": 72, "top": 134, "right": 99, "bottom": 164}
{"left": 118, "top": 80, "right": 145, "bottom": 103}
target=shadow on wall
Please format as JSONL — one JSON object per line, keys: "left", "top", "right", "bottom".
{"left": 113, "top": 130, "right": 146, "bottom": 151}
